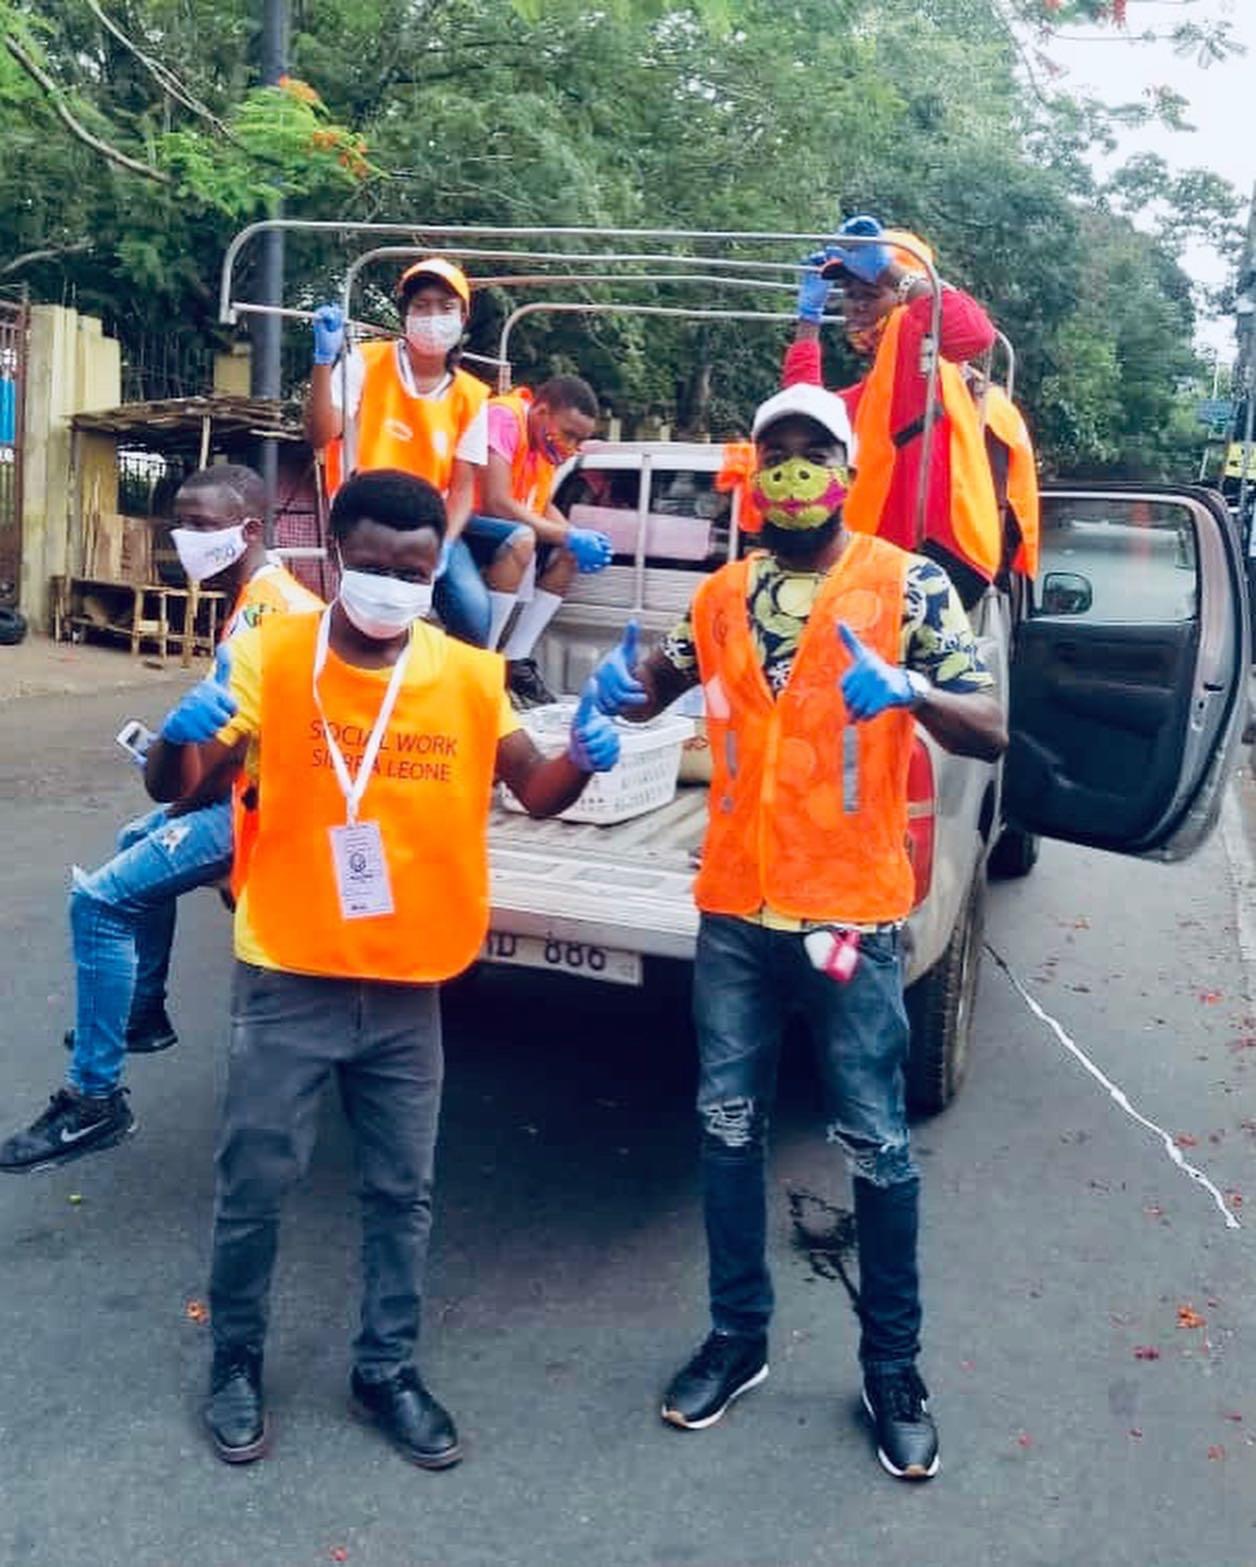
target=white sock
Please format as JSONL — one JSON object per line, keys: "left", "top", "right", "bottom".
{"left": 487, "top": 591, "right": 516, "bottom": 650}
{"left": 502, "top": 589, "right": 563, "bottom": 661}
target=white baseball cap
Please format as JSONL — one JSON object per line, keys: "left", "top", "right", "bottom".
{"left": 751, "top": 383, "right": 856, "bottom": 464}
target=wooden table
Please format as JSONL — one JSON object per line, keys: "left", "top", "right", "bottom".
{"left": 54, "top": 577, "right": 226, "bottom": 664}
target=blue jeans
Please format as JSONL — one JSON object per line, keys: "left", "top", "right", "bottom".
{"left": 68, "top": 801, "right": 233, "bottom": 1098}
{"left": 692, "top": 913, "right": 922, "bottom": 1373}
{"left": 432, "top": 536, "right": 490, "bottom": 647}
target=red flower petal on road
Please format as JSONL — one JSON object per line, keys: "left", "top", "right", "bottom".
{"left": 1199, "top": 991, "right": 1223, "bottom": 1005}
{"left": 1224, "top": 1412, "right": 1243, "bottom": 1423}
{"left": 1228, "top": 1191, "right": 1244, "bottom": 1208}
{"left": 185, "top": 1299, "right": 209, "bottom": 1324}
{"left": 1129, "top": 1427, "right": 1143, "bottom": 1439}
{"left": 329, "top": 1550, "right": 349, "bottom": 1564}
{"left": 1133, "top": 1346, "right": 1161, "bottom": 1361}
{"left": 1177, "top": 1306, "right": 1206, "bottom": 1330}
{"left": 1174, "top": 1134, "right": 1198, "bottom": 1148}
{"left": 1207, "top": 1445, "right": 1226, "bottom": 1461}
{"left": 1016, "top": 1432, "right": 1033, "bottom": 1449}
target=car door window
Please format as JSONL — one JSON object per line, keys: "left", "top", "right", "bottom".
{"left": 553, "top": 465, "right": 641, "bottom": 559}
{"left": 646, "top": 468, "right": 732, "bottom": 571}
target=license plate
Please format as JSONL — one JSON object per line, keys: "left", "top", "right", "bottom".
{"left": 480, "top": 931, "right": 643, "bottom": 986}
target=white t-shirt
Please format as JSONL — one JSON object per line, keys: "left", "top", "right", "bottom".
{"left": 329, "top": 342, "right": 489, "bottom": 466}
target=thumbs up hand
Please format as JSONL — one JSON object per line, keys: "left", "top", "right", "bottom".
{"left": 838, "top": 622, "right": 916, "bottom": 721}
{"left": 159, "top": 643, "right": 238, "bottom": 744}
{"left": 567, "top": 682, "right": 621, "bottom": 773}
{"left": 589, "top": 619, "right": 646, "bottom": 715}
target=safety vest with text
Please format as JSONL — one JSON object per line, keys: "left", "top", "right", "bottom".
{"left": 691, "top": 535, "right": 916, "bottom": 925}
{"left": 844, "top": 307, "right": 1002, "bottom": 581}
{"left": 242, "top": 612, "right": 504, "bottom": 983}
{"left": 324, "top": 341, "right": 489, "bottom": 497}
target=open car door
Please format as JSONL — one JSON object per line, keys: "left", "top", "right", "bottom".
{"left": 1004, "top": 484, "right": 1249, "bottom": 861}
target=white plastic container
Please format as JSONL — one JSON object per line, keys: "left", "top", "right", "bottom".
{"left": 499, "top": 702, "right": 694, "bottom": 825}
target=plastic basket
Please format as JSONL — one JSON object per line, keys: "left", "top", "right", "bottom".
{"left": 499, "top": 702, "right": 694, "bottom": 825}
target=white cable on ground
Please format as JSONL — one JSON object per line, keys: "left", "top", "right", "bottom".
{"left": 986, "top": 944, "right": 1241, "bottom": 1233}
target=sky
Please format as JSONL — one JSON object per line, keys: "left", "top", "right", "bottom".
{"left": 1039, "top": 0, "right": 1254, "bottom": 357}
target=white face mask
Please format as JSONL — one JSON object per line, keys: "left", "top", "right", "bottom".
{"left": 338, "top": 568, "right": 433, "bottom": 640}
{"left": 405, "top": 312, "right": 463, "bottom": 357}
{"left": 171, "top": 523, "right": 248, "bottom": 584}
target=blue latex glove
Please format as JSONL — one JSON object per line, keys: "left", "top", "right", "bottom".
{"left": 312, "top": 303, "right": 345, "bottom": 366}
{"left": 160, "top": 644, "right": 238, "bottom": 744}
{"left": 797, "top": 249, "right": 836, "bottom": 324}
{"left": 567, "top": 527, "right": 613, "bottom": 574}
{"left": 839, "top": 623, "right": 914, "bottom": 720}
{"left": 829, "top": 216, "right": 893, "bottom": 287}
{"left": 589, "top": 619, "right": 647, "bottom": 715}
{"left": 567, "top": 683, "right": 621, "bottom": 773}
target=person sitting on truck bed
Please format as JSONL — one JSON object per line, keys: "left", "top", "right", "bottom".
{"left": 0, "top": 465, "right": 321, "bottom": 1175}
{"left": 585, "top": 381, "right": 1006, "bottom": 1481}
{"left": 964, "top": 365, "right": 1041, "bottom": 589}
{"left": 461, "top": 376, "right": 614, "bottom": 707}
{"left": 789, "top": 215, "right": 1002, "bottom": 605}
{"left": 160, "top": 468, "right": 624, "bottom": 1468}
{"left": 303, "top": 258, "right": 496, "bottom": 649}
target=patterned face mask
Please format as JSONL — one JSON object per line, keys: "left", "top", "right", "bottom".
{"left": 750, "top": 456, "right": 850, "bottom": 530}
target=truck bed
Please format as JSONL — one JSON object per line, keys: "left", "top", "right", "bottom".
{"left": 488, "top": 785, "right": 706, "bottom": 958}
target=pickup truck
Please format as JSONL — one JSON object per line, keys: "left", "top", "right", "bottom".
{"left": 484, "top": 442, "right": 1251, "bottom": 1113}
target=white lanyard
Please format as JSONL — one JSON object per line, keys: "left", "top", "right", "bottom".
{"left": 312, "top": 609, "right": 411, "bottom": 825}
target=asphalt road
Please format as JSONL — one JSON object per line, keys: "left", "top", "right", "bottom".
{"left": 2, "top": 683, "right": 1255, "bottom": 1567}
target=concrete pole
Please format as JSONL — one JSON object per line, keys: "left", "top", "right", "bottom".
{"left": 252, "top": 0, "right": 288, "bottom": 545}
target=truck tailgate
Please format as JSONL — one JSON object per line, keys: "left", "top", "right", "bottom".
{"left": 488, "top": 786, "right": 706, "bottom": 958}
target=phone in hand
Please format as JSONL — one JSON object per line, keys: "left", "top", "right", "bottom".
{"left": 116, "top": 718, "right": 156, "bottom": 766}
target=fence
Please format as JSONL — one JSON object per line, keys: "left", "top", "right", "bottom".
{"left": 0, "top": 294, "right": 27, "bottom": 601}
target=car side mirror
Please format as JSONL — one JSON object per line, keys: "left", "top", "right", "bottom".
{"left": 1039, "top": 571, "right": 1093, "bottom": 617}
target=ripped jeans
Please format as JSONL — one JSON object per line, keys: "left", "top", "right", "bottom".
{"left": 692, "top": 913, "right": 921, "bottom": 1374}
{"left": 67, "top": 802, "right": 233, "bottom": 1097}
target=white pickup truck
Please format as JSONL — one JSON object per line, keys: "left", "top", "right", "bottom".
{"left": 485, "top": 443, "right": 1251, "bottom": 1112}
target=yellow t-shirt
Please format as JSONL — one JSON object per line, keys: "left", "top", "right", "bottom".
{"left": 217, "top": 617, "right": 520, "bottom": 969}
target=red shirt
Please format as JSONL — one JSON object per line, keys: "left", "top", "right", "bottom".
{"left": 782, "top": 288, "right": 994, "bottom": 555}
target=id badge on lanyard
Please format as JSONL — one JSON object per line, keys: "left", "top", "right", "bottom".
{"left": 313, "top": 610, "right": 409, "bottom": 922}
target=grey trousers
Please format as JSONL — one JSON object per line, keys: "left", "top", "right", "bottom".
{"left": 208, "top": 961, "right": 443, "bottom": 1380}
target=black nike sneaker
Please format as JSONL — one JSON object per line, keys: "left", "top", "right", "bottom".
{"left": 507, "top": 657, "right": 558, "bottom": 709}
{"left": 661, "top": 1331, "right": 769, "bottom": 1430}
{"left": 862, "top": 1366, "right": 940, "bottom": 1479}
{"left": 0, "top": 1087, "right": 135, "bottom": 1173}
{"left": 64, "top": 1003, "right": 178, "bottom": 1056}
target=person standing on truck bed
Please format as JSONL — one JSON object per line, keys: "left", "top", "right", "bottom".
{"left": 304, "top": 257, "right": 497, "bottom": 648}
{"left": 0, "top": 465, "right": 321, "bottom": 1175}
{"left": 463, "top": 375, "right": 614, "bottom": 707}
{"left": 789, "top": 215, "right": 1002, "bottom": 605}
{"left": 160, "top": 468, "right": 622, "bottom": 1467}
{"left": 589, "top": 382, "right": 1006, "bottom": 1480}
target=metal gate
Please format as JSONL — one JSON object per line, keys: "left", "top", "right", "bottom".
{"left": 0, "top": 293, "right": 28, "bottom": 603}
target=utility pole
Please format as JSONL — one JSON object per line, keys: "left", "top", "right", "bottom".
{"left": 252, "top": 0, "right": 288, "bottom": 545}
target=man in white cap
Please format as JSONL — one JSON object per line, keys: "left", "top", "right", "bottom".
{"left": 589, "top": 383, "right": 1006, "bottom": 1480}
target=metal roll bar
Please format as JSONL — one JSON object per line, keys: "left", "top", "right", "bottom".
{"left": 494, "top": 301, "right": 845, "bottom": 394}
{"left": 219, "top": 221, "right": 944, "bottom": 547}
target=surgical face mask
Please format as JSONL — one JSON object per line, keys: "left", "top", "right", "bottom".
{"left": 338, "top": 567, "right": 433, "bottom": 640}
{"left": 171, "top": 523, "right": 248, "bottom": 584}
{"left": 405, "top": 311, "right": 463, "bottom": 357}
{"left": 750, "top": 456, "right": 850, "bottom": 531}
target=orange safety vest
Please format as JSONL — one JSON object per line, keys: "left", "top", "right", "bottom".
{"left": 480, "top": 387, "right": 559, "bottom": 515}
{"left": 982, "top": 386, "right": 1040, "bottom": 579}
{"left": 692, "top": 535, "right": 916, "bottom": 925}
{"left": 224, "top": 563, "right": 324, "bottom": 903}
{"left": 242, "top": 612, "right": 504, "bottom": 983}
{"left": 324, "top": 341, "right": 489, "bottom": 496}
{"left": 844, "top": 307, "right": 1001, "bottom": 580}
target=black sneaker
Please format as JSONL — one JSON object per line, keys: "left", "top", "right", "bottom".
{"left": 205, "top": 1347, "right": 267, "bottom": 1464}
{"left": 350, "top": 1365, "right": 462, "bottom": 1469}
{"left": 0, "top": 1087, "right": 135, "bottom": 1173}
{"left": 63, "top": 1004, "right": 178, "bottom": 1056}
{"left": 507, "top": 657, "right": 558, "bottom": 710}
{"left": 661, "top": 1331, "right": 769, "bottom": 1430}
{"left": 862, "top": 1366, "right": 940, "bottom": 1480}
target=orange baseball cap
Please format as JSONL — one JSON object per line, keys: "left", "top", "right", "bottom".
{"left": 396, "top": 257, "right": 472, "bottom": 309}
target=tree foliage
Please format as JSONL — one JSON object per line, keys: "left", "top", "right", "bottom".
{"left": 0, "top": 0, "right": 1243, "bottom": 478}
